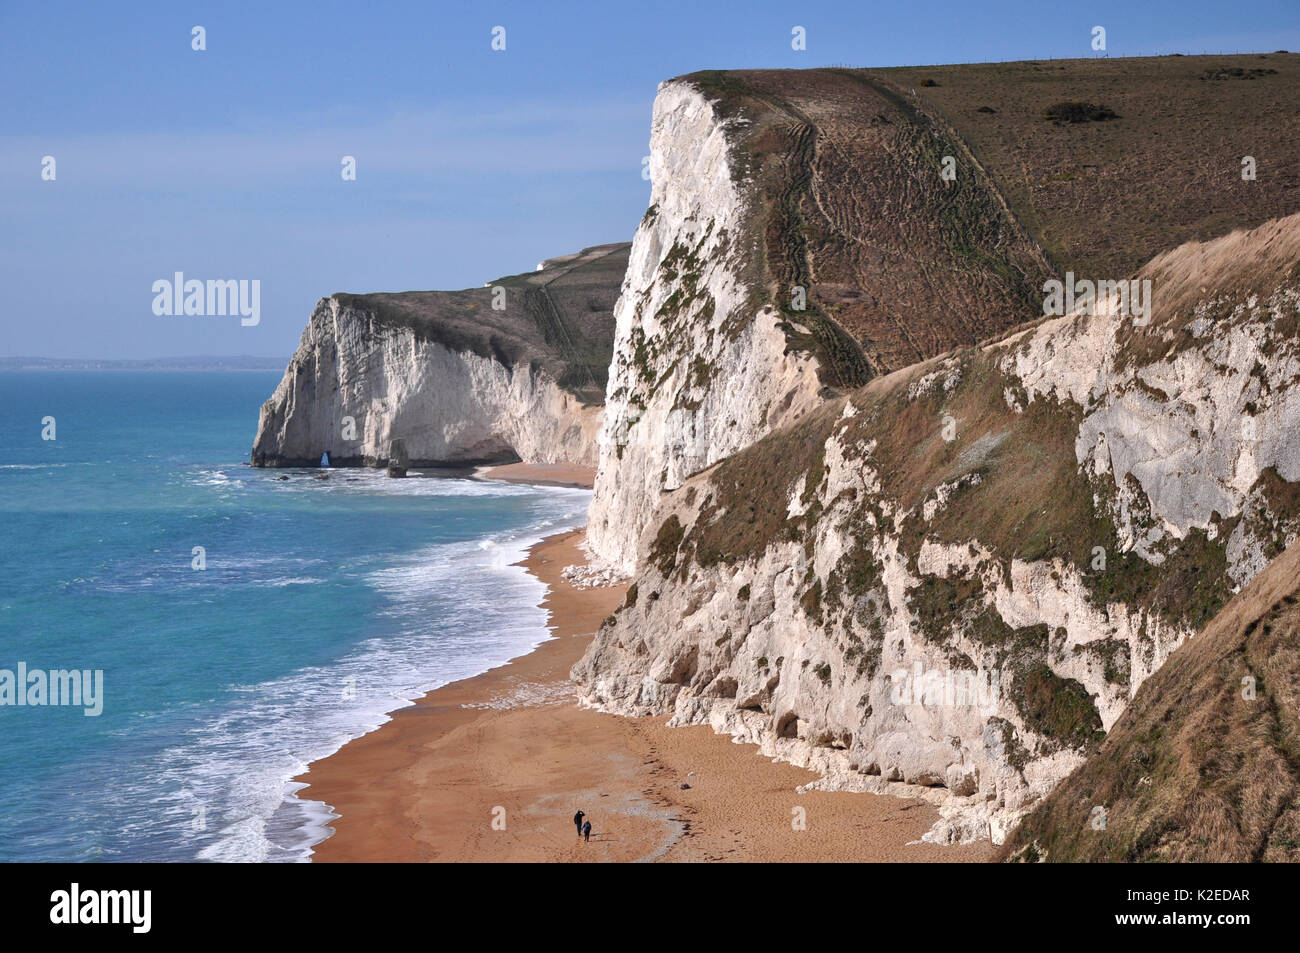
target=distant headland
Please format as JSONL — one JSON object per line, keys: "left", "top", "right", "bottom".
{"left": 0, "top": 356, "right": 288, "bottom": 371}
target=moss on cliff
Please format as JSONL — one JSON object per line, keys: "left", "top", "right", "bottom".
{"left": 687, "top": 405, "right": 837, "bottom": 568}
{"left": 650, "top": 515, "right": 686, "bottom": 577}
{"left": 1012, "top": 663, "right": 1106, "bottom": 753}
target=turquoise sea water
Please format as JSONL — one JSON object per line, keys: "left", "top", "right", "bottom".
{"left": 0, "top": 371, "right": 589, "bottom": 862}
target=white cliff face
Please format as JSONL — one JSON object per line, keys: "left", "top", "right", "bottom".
{"left": 1004, "top": 286, "right": 1300, "bottom": 585}
{"left": 585, "top": 80, "right": 824, "bottom": 573}
{"left": 576, "top": 421, "right": 1133, "bottom": 844}
{"left": 253, "top": 296, "right": 602, "bottom": 467}
{"left": 576, "top": 215, "right": 1300, "bottom": 845}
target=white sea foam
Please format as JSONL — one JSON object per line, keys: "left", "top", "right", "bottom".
{"left": 251, "top": 467, "right": 549, "bottom": 499}
{"left": 194, "top": 469, "right": 241, "bottom": 486}
{"left": 163, "top": 478, "right": 593, "bottom": 863}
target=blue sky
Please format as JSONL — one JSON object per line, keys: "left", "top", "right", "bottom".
{"left": 2, "top": 1, "right": 1297, "bottom": 359}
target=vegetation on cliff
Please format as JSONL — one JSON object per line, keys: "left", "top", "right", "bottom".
{"left": 333, "top": 242, "right": 629, "bottom": 406}
{"left": 1001, "top": 540, "right": 1300, "bottom": 862}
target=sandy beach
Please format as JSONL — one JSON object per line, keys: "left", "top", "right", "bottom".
{"left": 478, "top": 461, "right": 596, "bottom": 489}
{"left": 296, "top": 465, "right": 992, "bottom": 862}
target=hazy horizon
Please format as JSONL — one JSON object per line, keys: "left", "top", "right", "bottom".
{"left": 0, "top": 355, "right": 290, "bottom": 366}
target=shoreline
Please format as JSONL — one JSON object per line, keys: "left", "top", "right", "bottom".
{"left": 294, "top": 465, "right": 993, "bottom": 862}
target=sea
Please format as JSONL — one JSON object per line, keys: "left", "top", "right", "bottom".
{"left": 0, "top": 370, "right": 591, "bottom": 862}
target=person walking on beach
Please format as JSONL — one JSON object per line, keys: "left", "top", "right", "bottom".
{"left": 582, "top": 819, "right": 592, "bottom": 843}
{"left": 573, "top": 810, "right": 585, "bottom": 836}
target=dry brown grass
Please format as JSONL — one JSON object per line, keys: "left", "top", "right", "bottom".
{"left": 680, "top": 55, "right": 1300, "bottom": 391}
{"left": 878, "top": 53, "right": 1300, "bottom": 281}
{"left": 682, "top": 68, "right": 1053, "bottom": 381}
{"left": 1001, "top": 540, "right": 1300, "bottom": 862}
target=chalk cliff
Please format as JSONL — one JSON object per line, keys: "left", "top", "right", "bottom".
{"left": 575, "top": 213, "right": 1300, "bottom": 844}
{"left": 253, "top": 55, "right": 1300, "bottom": 857}
{"left": 585, "top": 69, "right": 1055, "bottom": 573}
{"left": 251, "top": 243, "right": 629, "bottom": 469}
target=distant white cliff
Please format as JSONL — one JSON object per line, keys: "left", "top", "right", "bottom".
{"left": 252, "top": 243, "right": 629, "bottom": 469}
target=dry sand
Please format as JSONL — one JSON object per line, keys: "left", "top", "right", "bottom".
{"left": 296, "top": 519, "right": 993, "bottom": 862}
{"left": 479, "top": 461, "right": 596, "bottom": 489}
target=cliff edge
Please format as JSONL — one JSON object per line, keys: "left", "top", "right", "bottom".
{"left": 587, "top": 68, "right": 1056, "bottom": 573}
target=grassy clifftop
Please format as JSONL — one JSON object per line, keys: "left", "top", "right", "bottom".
{"left": 677, "top": 55, "right": 1299, "bottom": 388}
{"left": 880, "top": 53, "right": 1300, "bottom": 280}
{"left": 332, "top": 242, "right": 629, "bottom": 405}
{"left": 679, "top": 67, "right": 1053, "bottom": 385}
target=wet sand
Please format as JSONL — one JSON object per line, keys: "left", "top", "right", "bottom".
{"left": 296, "top": 528, "right": 993, "bottom": 862}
